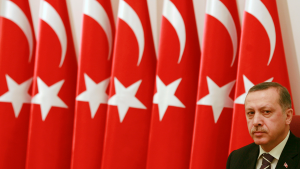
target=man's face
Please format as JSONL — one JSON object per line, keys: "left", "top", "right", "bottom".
{"left": 245, "top": 88, "right": 289, "bottom": 149}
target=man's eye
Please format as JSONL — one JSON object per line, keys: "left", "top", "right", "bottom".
{"left": 264, "top": 110, "right": 271, "bottom": 114}
{"left": 247, "top": 112, "right": 254, "bottom": 115}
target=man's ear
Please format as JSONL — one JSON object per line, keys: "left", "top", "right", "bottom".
{"left": 285, "top": 108, "right": 293, "bottom": 125}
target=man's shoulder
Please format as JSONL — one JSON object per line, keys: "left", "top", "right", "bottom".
{"left": 286, "top": 132, "right": 300, "bottom": 149}
{"left": 293, "top": 135, "right": 300, "bottom": 145}
{"left": 277, "top": 132, "right": 300, "bottom": 168}
{"left": 292, "top": 133, "right": 300, "bottom": 142}
{"left": 226, "top": 143, "right": 259, "bottom": 169}
{"left": 230, "top": 142, "right": 258, "bottom": 157}
{"left": 285, "top": 132, "right": 300, "bottom": 154}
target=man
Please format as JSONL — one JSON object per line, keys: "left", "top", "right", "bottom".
{"left": 226, "top": 82, "right": 300, "bottom": 169}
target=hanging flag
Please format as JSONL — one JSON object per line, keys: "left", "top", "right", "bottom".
{"left": 146, "top": 0, "right": 200, "bottom": 168}
{"left": 26, "top": 0, "right": 77, "bottom": 168}
{"left": 0, "top": 0, "right": 36, "bottom": 168}
{"left": 189, "top": 0, "right": 240, "bottom": 168}
{"left": 70, "top": 0, "right": 115, "bottom": 168}
{"left": 229, "top": 0, "right": 292, "bottom": 152}
{"left": 101, "top": 0, "right": 156, "bottom": 168}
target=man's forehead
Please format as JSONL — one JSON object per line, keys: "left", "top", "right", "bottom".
{"left": 245, "top": 88, "right": 280, "bottom": 105}
{"left": 245, "top": 103, "right": 274, "bottom": 110}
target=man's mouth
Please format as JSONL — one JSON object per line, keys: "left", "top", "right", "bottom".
{"left": 253, "top": 131, "right": 265, "bottom": 136}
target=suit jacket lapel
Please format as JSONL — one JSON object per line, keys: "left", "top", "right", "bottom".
{"left": 276, "top": 133, "right": 299, "bottom": 169}
{"left": 241, "top": 144, "right": 259, "bottom": 169}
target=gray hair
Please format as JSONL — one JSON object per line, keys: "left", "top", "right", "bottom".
{"left": 248, "top": 82, "right": 292, "bottom": 110}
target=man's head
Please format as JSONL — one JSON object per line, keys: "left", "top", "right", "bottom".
{"left": 245, "top": 82, "right": 293, "bottom": 152}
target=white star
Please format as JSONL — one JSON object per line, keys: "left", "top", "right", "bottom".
{"left": 153, "top": 76, "right": 185, "bottom": 121}
{"left": 234, "top": 75, "right": 273, "bottom": 104}
{"left": 76, "top": 74, "right": 110, "bottom": 118}
{"left": 32, "top": 77, "right": 68, "bottom": 121}
{"left": 108, "top": 77, "right": 146, "bottom": 122}
{"left": 197, "top": 76, "right": 236, "bottom": 123}
{"left": 0, "top": 75, "right": 32, "bottom": 117}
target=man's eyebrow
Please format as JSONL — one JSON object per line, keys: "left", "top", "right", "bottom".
{"left": 245, "top": 105, "right": 273, "bottom": 110}
{"left": 245, "top": 107, "right": 253, "bottom": 111}
{"left": 258, "top": 105, "right": 273, "bottom": 109}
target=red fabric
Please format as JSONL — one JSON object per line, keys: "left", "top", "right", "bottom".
{"left": 146, "top": 0, "right": 200, "bottom": 168}
{"left": 0, "top": 0, "right": 36, "bottom": 168}
{"left": 70, "top": 0, "right": 115, "bottom": 169}
{"left": 229, "top": 0, "right": 292, "bottom": 153}
{"left": 100, "top": 0, "right": 156, "bottom": 168}
{"left": 290, "top": 115, "right": 300, "bottom": 138}
{"left": 190, "top": 0, "right": 240, "bottom": 168}
{"left": 26, "top": 0, "right": 77, "bottom": 168}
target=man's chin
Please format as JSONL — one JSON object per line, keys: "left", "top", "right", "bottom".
{"left": 253, "top": 137, "right": 268, "bottom": 145}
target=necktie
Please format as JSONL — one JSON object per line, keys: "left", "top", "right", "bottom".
{"left": 260, "top": 153, "right": 275, "bottom": 169}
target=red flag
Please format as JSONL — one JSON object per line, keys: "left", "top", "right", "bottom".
{"left": 101, "top": 0, "right": 156, "bottom": 168}
{"left": 0, "top": 0, "right": 36, "bottom": 168}
{"left": 229, "top": 0, "right": 292, "bottom": 152}
{"left": 26, "top": 0, "right": 77, "bottom": 168}
{"left": 189, "top": 0, "right": 240, "bottom": 168}
{"left": 146, "top": 0, "right": 200, "bottom": 168}
{"left": 71, "top": 0, "right": 115, "bottom": 168}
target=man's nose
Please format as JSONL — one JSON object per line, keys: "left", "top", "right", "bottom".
{"left": 252, "top": 112, "right": 263, "bottom": 126}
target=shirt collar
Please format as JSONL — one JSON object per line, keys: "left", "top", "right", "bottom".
{"left": 258, "top": 131, "right": 290, "bottom": 160}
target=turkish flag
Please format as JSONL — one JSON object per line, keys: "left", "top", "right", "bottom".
{"left": 71, "top": 0, "right": 115, "bottom": 168}
{"left": 229, "top": 0, "right": 292, "bottom": 152}
{"left": 146, "top": 0, "right": 200, "bottom": 168}
{"left": 26, "top": 0, "right": 77, "bottom": 168}
{"left": 189, "top": 0, "right": 241, "bottom": 168}
{"left": 0, "top": 0, "right": 36, "bottom": 168}
{"left": 101, "top": 0, "right": 156, "bottom": 168}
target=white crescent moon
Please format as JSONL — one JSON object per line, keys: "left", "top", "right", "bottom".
{"left": 163, "top": 0, "right": 186, "bottom": 64}
{"left": 118, "top": 0, "right": 144, "bottom": 66}
{"left": 83, "top": 0, "right": 113, "bottom": 60}
{"left": 40, "top": 1, "right": 67, "bottom": 68}
{"left": 245, "top": 0, "right": 276, "bottom": 65}
{"left": 206, "top": 0, "right": 238, "bottom": 67}
{"left": 0, "top": 0, "right": 34, "bottom": 62}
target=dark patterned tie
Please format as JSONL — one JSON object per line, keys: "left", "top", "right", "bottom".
{"left": 260, "top": 153, "right": 275, "bottom": 169}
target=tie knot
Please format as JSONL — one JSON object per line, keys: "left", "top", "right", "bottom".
{"left": 262, "top": 153, "right": 275, "bottom": 165}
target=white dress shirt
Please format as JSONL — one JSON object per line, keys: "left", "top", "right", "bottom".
{"left": 256, "top": 131, "right": 290, "bottom": 169}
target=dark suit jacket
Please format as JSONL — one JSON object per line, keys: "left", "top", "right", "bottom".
{"left": 226, "top": 132, "right": 300, "bottom": 169}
